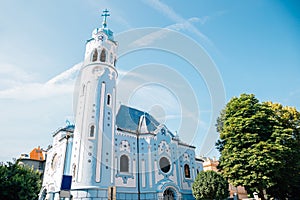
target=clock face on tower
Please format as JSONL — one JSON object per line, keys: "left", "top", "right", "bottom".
{"left": 97, "top": 34, "right": 106, "bottom": 41}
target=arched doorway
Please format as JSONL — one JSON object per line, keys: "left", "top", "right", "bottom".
{"left": 163, "top": 188, "right": 175, "bottom": 200}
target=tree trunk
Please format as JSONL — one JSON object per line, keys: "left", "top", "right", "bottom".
{"left": 258, "top": 189, "right": 266, "bottom": 200}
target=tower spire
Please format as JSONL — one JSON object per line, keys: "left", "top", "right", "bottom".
{"left": 101, "top": 9, "right": 110, "bottom": 28}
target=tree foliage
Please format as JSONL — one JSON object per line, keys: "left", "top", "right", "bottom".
{"left": 264, "top": 102, "right": 300, "bottom": 199}
{"left": 192, "top": 170, "right": 228, "bottom": 200}
{"left": 0, "top": 160, "right": 42, "bottom": 200}
{"left": 216, "top": 93, "right": 300, "bottom": 200}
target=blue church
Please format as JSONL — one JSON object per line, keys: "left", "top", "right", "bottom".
{"left": 40, "top": 10, "right": 203, "bottom": 200}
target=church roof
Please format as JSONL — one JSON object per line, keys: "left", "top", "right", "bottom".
{"left": 52, "top": 124, "right": 74, "bottom": 137}
{"left": 116, "top": 105, "right": 160, "bottom": 134}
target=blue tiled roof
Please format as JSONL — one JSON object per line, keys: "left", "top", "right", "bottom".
{"left": 116, "top": 105, "right": 160, "bottom": 133}
{"left": 102, "top": 28, "right": 114, "bottom": 41}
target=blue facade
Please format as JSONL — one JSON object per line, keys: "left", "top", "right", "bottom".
{"left": 40, "top": 10, "right": 203, "bottom": 200}
{"left": 112, "top": 105, "right": 202, "bottom": 200}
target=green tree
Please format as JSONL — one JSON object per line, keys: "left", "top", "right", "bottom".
{"left": 0, "top": 160, "right": 42, "bottom": 200}
{"left": 192, "top": 170, "right": 228, "bottom": 200}
{"left": 216, "top": 94, "right": 300, "bottom": 200}
{"left": 264, "top": 102, "right": 300, "bottom": 199}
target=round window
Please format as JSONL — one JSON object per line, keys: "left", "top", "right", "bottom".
{"left": 159, "top": 157, "right": 171, "bottom": 173}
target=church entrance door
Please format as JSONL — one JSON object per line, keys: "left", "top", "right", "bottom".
{"left": 163, "top": 188, "right": 175, "bottom": 200}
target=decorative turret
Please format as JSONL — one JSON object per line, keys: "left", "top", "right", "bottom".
{"left": 84, "top": 9, "right": 117, "bottom": 67}
{"left": 70, "top": 9, "right": 118, "bottom": 197}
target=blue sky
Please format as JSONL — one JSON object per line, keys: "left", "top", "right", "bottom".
{"left": 0, "top": 0, "right": 299, "bottom": 162}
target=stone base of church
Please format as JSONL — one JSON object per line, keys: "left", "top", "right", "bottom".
{"left": 42, "top": 189, "right": 195, "bottom": 200}
{"left": 116, "top": 192, "right": 194, "bottom": 200}
{"left": 70, "top": 188, "right": 108, "bottom": 200}
{"left": 69, "top": 190, "right": 195, "bottom": 200}
{"left": 116, "top": 192, "right": 156, "bottom": 200}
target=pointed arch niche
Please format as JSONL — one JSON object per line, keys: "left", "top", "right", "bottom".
{"left": 107, "top": 93, "right": 111, "bottom": 106}
{"left": 92, "top": 49, "right": 98, "bottom": 62}
{"left": 120, "top": 154, "right": 129, "bottom": 173}
{"left": 100, "top": 49, "right": 106, "bottom": 62}
{"left": 184, "top": 164, "right": 191, "bottom": 178}
{"left": 88, "top": 124, "right": 95, "bottom": 139}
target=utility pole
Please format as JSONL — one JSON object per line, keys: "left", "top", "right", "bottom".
{"left": 136, "top": 130, "right": 140, "bottom": 200}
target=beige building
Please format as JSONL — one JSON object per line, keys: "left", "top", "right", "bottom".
{"left": 201, "top": 157, "right": 248, "bottom": 199}
{"left": 202, "top": 157, "right": 219, "bottom": 172}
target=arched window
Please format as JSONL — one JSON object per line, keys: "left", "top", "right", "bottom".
{"left": 163, "top": 188, "right": 175, "bottom": 200}
{"left": 40, "top": 188, "right": 47, "bottom": 200}
{"left": 184, "top": 164, "right": 190, "bottom": 178}
{"left": 89, "top": 125, "right": 95, "bottom": 138}
{"left": 114, "top": 59, "right": 117, "bottom": 66}
{"left": 100, "top": 49, "right": 106, "bottom": 62}
{"left": 92, "top": 49, "right": 98, "bottom": 62}
{"left": 120, "top": 155, "right": 129, "bottom": 173}
{"left": 107, "top": 94, "right": 111, "bottom": 106}
{"left": 51, "top": 153, "right": 58, "bottom": 170}
{"left": 72, "top": 164, "right": 76, "bottom": 179}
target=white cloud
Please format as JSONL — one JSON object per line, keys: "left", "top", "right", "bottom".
{"left": 0, "top": 63, "right": 81, "bottom": 101}
{"left": 117, "top": 68, "right": 145, "bottom": 79}
{"left": 143, "top": 0, "right": 211, "bottom": 45}
{"left": 168, "top": 16, "right": 210, "bottom": 31}
{"left": 0, "top": 63, "right": 80, "bottom": 162}
{"left": 143, "top": 0, "right": 183, "bottom": 22}
{"left": 129, "top": 28, "right": 170, "bottom": 47}
{"left": 47, "top": 62, "right": 82, "bottom": 85}
{"left": 0, "top": 83, "right": 73, "bottom": 100}
{"left": 0, "top": 63, "right": 37, "bottom": 89}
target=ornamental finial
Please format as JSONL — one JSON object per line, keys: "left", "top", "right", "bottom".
{"left": 101, "top": 9, "right": 110, "bottom": 28}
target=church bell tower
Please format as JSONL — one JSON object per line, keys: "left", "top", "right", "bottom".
{"left": 70, "top": 9, "right": 117, "bottom": 196}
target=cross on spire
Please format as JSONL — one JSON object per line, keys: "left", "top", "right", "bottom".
{"left": 101, "top": 9, "right": 110, "bottom": 28}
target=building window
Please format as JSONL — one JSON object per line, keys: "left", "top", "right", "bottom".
{"left": 81, "top": 84, "right": 85, "bottom": 96}
{"left": 163, "top": 188, "right": 175, "bottom": 199}
{"left": 114, "top": 59, "right": 117, "bottom": 66}
{"left": 100, "top": 49, "right": 106, "bottom": 62}
{"left": 72, "top": 164, "right": 76, "bottom": 179}
{"left": 89, "top": 125, "right": 95, "bottom": 138}
{"left": 184, "top": 164, "right": 190, "bottom": 178}
{"left": 120, "top": 155, "right": 129, "bottom": 173}
{"left": 38, "top": 162, "right": 43, "bottom": 170}
{"left": 107, "top": 94, "right": 111, "bottom": 106}
{"left": 51, "top": 153, "right": 58, "bottom": 170}
{"left": 159, "top": 157, "right": 171, "bottom": 173}
{"left": 92, "top": 49, "right": 98, "bottom": 62}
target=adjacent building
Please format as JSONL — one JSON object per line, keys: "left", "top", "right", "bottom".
{"left": 201, "top": 157, "right": 248, "bottom": 199}
{"left": 18, "top": 146, "right": 47, "bottom": 175}
{"left": 202, "top": 157, "right": 218, "bottom": 172}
